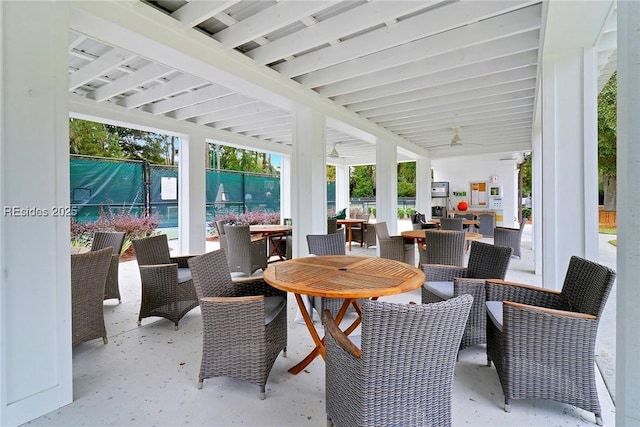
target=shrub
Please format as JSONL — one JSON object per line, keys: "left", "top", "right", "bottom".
{"left": 367, "top": 207, "right": 376, "bottom": 218}
{"left": 405, "top": 207, "right": 416, "bottom": 218}
{"left": 210, "top": 211, "right": 280, "bottom": 235}
{"left": 397, "top": 208, "right": 406, "bottom": 219}
{"left": 522, "top": 207, "right": 532, "bottom": 219}
{"left": 71, "top": 208, "right": 158, "bottom": 254}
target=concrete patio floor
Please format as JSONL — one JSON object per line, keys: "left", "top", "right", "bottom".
{"left": 25, "top": 221, "right": 617, "bottom": 426}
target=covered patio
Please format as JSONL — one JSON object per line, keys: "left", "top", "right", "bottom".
{"left": 1, "top": 1, "right": 639, "bottom": 425}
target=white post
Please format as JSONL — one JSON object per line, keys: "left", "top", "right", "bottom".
{"left": 178, "top": 132, "right": 207, "bottom": 255}
{"left": 616, "top": 1, "right": 640, "bottom": 423}
{"left": 375, "top": 139, "right": 398, "bottom": 234}
{"left": 335, "top": 164, "right": 350, "bottom": 216}
{"left": 0, "top": 2, "right": 73, "bottom": 425}
{"left": 280, "top": 155, "right": 291, "bottom": 224}
{"left": 416, "top": 158, "right": 431, "bottom": 217}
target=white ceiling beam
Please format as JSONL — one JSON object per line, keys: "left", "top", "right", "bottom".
{"left": 390, "top": 108, "right": 534, "bottom": 134}
{"left": 146, "top": 84, "right": 233, "bottom": 115}
{"left": 196, "top": 102, "right": 279, "bottom": 125}
{"left": 362, "top": 80, "right": 537, "bottom": 119}
{"left": 415, "top": 128, "right": 533, "bottom": 146}
{"left": 89, "top": 62, "right": 172, "bottom": 102}
{"left": 170, "top": 1, "right": 240, "bottom": 29}
{"left": 229, "top": 116, "right": 291, "bottom": 133}
{"left": 378, "top": 99, "right": 534, "bottom": 129}
{"left": 244, "top": 122, "right": 292, "bottom": 138}
{"left": 117, "top": 74, "right": 205, "bottom": 109}
{"left": 318, "top": 32, "right": 539, "bottom": 98}
{"left": 215, "top": 109, "right": 291, "bottom": 130}
{"left": 172, "top": 94, "right": 259, "bottom": 120}
{"left": 402, "top": 115, "right": 533, "bottom": 137}
{"left": 302, "top": 9, "right": 542, "bottom": 89}
{"left": 247, "top": 1, "right": 434, "bottom": 64}
{"left": 371, "top": 89, "right": 535, "bottom": 123}
{"left": 333, "top": 50, "right": 538, "bottom": 106}
{"left": 214, "top": 0, "right": 336, "bottom": 49}
{"left": 275, "top": 0, "right": 536, "bottom": 78}
{"left": 348, "top": 66, "right": 537, "bottom": 113}
{"left": 68, "top": 48, "right": 133, "bottom": 90}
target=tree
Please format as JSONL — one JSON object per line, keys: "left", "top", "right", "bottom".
{"left": 397, "top": 162, "right": 416, "bottom": 197}
{"left": 105, "top": 125, "right": 168, "bottom": 164}
{"left": 69, "top": 119, "right": 122, "bottom": 157}
{"left": 350, "top": 165, "right": 375, "bottom": 197}
{"left": 598, "top": 72, "right": 617, "bottom": 210}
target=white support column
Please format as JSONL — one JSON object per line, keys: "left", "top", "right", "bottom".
{"left": 0, "top": 2, "right": 73, "bottom": 425}
{"left": 375, "top": 139, "right": 398, "bottom": 234}
{"left": 498, "top": 159, "right": 518, "bottom": 228}
{"left": 335, "top": 164, "right": 350, "bottom": 215}
{"left": 416, "top": 158, "right": 431, "bottom": 217}
{"left": 178, "top": 132, "right": 207, "bottom": 255}
{"left": 280, "top": 155, "right": 291, "bottom": 223}
{"left": 540, "top": 48, "right": 600, "bottom": 288}
{"left": 616, "top": 1, "right": 640, "bottom": 423}
{"left": 532, "top": 124, "right": 542, "bottom": 275}
{"left": 291, "top": 106, "right": 326, "bottom": 257}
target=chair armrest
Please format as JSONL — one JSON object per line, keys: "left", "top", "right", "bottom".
{"left": 323, "top": 309, "right": 361, "bottom": 359}
{"left": 170, "top": 255, "right": 195, "bottom": 268}
{"left": 504, "top": 301, "right": 596, "bottom": 320}
{"left": 494, "top": 226, "right": 519, "bottom": 232}
{"left": 232, "top": 278, "right": 286, "bottom": 298}
{"left": 486, "top": 279, "right": 562, "bottom": 308}
{"left": 201, "top": 295, "right": 263, "bottom": 304}
{"left": 422, "top": 264, "right": 467, "bottom": 282}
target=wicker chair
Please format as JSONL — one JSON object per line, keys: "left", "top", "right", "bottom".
{"left": 349, "top": 213, "right": 369, "bottom": 246}
{"left": 187, "top": 249, "right": 287, "bottom": 399}
{"left": 324, "top": 296, "right": 472, "bottom": 427}
{"left": 439, "top": 217, "right": 464, "bottom": 231}
{"left": 364, "top": 223, "right": 377, "bottom": 247}
{"left": 485, "top": 256, "right": 616, "bottom": 425}
{"left": 374, "top": 221, "right": 414, "bottom": 264}
{"left": 422, "top": 240, "right": 512, "bottom": 350}
{"left": 214, "top": 220, "right": 228, "bottom": 252}
{"left": 71, "top": 247, "right": 112, "bottom": 346}
{"left": 306, "top": 232, "right": 361, "bottom": 322}
{"left": 454, "top": 213, "right": 478, "bottom": 232}
{"left": 132, "top": 234, "right": 199, "bottom": 330}
{"left": 223, "top": 224, "right": 268, "bottom": 277}
{"left": 493, "top": 218, "right": 526, "bottom": 258}
{"left": 418, "top": 229, "right": 465, "bottom": 267}
{"left": 327, "top": 217, "right": 338, "bottom": 234}
{"left": 91, "top": 231, "right": 125, "bottom": 302}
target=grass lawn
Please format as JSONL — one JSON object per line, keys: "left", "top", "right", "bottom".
{"left": 599, "top": 226, "right": 617, "bottom": 246}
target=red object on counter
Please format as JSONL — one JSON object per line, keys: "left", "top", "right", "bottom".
{"left": 457, "top": 201, "right": 468, "bottom": 211}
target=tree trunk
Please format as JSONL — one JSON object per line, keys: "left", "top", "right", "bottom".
{"left": 603, "top": 174, "right": 616, "bottom": 211}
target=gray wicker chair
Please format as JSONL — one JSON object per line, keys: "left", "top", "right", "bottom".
{"left": 223, "top": 224, "right": 268, "bottom": 277}
{"left": 349, "top": 213, "right": 369, "bottom": 246}
{"left": 306, "top": 232, "right": 362, "bottom": 322}
{"left": 327, "top": 217, "right": 338, "bottom": 234}
{"left": 324, "top": 296, "right": 473, "bottom": 427}
{"left": 91, "top": 231, "right": 125, "bottom": 302}
{"left": 214, "top": 220, "right": 228, "bottom": 252}
{"left": 493, "top": 218, "right": 526, "bottom": 258}
{"left": 439, "top": 217, "right": 464, "bottom": 230}
{"left": 132, "top": 234, "right": 199, "bottom": 330}
{"left": 71, "top": 247, "right": 112, "bottom": 346}
{"left": 418, "top": 229, "right": 465, "bottom": 267}
{"left": 187, "top": 249, "right": 287, "bottom": 399}
{"left": 364, "top": 223, "right": 377, "bottom": 247}
{"left": 374, "top": 221, "right": 414, "bottom": 264}
{"left": 485, "top": 256, "right": 616, "bottom": 425}
{"left": 422, "top": 240, "right": 512, "bottom": 350}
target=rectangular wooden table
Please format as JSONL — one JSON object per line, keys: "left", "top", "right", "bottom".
{"left": 249, "top": 224, "right": 292, "bottom": 261}
{"left": 336, "top": 219, "right": 368, "bottom": 251}
{"left": 263, "top": 255, "right": 425, "bottom": 374}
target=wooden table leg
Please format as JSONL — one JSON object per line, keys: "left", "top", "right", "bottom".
{"left": 347, "top": 225, "right": 352, "bottom": 251}
{"left": 287, "top": 296, "right": 357, "bottom": 375}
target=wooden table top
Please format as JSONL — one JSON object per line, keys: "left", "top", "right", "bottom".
{"left": 264, "top": 255, "right": 424, "bottom": 299}
{"left": 428, "top": 218, "right": 480, "bottom": 226}
{"left": 336, "top": 218, "right": 367, "bottom": 225}
{"left": 401, "top": 230, "right": 483, "bottom": 240}
{"left": 249, "top": 224, "right": 292, "bottom": 234}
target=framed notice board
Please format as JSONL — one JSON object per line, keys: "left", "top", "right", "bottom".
{"left": 470, "top": 182, "right": 488, "bottom": 206}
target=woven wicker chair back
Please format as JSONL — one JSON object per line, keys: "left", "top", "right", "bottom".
{"left": 306, "top": 232, "right": 346, "bottom": 256}
{"left": 466, "top": 241, "right": 512, "bottom": 279}
{"left": 132, "top": 234, "right": 172, "bottom": 265}
{"left": 91, "top": 231, "right": 125, "bottom": 254}
{"left": 423, "top": 230, "right": 465, "bottom": 266}
{"left": 559, "top": 256, "right": 616, "bottom": 317}
{"left": 440, "top": 217, "right": 464, "bottom": 231}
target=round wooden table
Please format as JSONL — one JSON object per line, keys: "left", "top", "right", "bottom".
{"left": 428, "top": 218, "right": 480, "bottom": 227}
{"left": 263, "top": 255, "right": 425, "bottom": 374}
{"left": 401, "top": 229, "right": 483, "bottom": 242}
{"left": 249, "top": 224, "right": 292, "bottom": 261}
{"left": 336, "top": 218, "right": 368, "bottom": 251}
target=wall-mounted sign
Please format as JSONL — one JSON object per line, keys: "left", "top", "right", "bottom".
{"left": 470, "top": 182, "right": 487, "bottom": 206}
{"left": 161, "top": 177, "right": 178, "bottom": 200}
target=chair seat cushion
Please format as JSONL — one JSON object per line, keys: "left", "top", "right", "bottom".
{"left": 177, "top": 268, "right": 192, "bottom": 283}
{"left": 486, "top": 301, "right": 503, "bottom": 332}
{"left": 264, "top": 296, "right": 287, "bottom": 325}
{"left": 423, "top": 281, "right": 454, "bottom": 300}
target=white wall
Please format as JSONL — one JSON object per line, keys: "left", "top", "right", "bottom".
{"left": 431, "top": 153, "right": 521, "bottom": 226}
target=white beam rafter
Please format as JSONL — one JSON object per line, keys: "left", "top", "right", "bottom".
{"left": 89, "top": 62, "right": 172, "bottom": 102}
{"left": 146, "top": 83, "right": 233, "bottom": 115}
{"left": 170, "top": 1, "right": 240, "bottom": 29}
{"left": 171, "top": 93, "right": 258, "bottom": 121}
{"left": 117, "top": 74, "right": 206, "bottom": 109}
{"left": 68, "top": 48, "right": 133, "bottom": 90}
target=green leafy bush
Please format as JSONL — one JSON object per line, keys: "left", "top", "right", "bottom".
{"left": 397, "top": 208, "right": 406, "bottom": 219}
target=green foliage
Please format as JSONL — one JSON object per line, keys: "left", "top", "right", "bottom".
{"left": 367, "top": 206, "right": 376, "bottom": 217}
{"left": 521, "top": 156, "right": 531, "bottom": 197}
{"left": 405, "top": 207, "right": 416, "bottom": 218}
{"left": 397, "top": 207, "right": 406, "bottom": 219}
{"left": 69, "top": 119, "right": 122, "bottom": 157}
{"left": 522, "top": 207, "right": 532, "bottom": 219}
{"left": 397, "top": 162, "right": 416, "bottom": 197}
{"left": 598, "top": 72, "right": 617, "bottom": 177}
{"left": 350, "top": 165, "right": 375, "bottom": 197}
{"left": 211, "top": 145, "right": 278, "bottom": 174}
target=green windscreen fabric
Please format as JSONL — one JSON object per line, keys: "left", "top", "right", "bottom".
{"left": 70, "top": 156, "right": 144, "bottom": 222}
{"left": 149, "top": 165, "right": 179, "bottom": 227}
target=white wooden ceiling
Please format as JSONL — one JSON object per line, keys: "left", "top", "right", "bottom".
{"left": 67, "top": 0, "right": 617, "bottom": 164}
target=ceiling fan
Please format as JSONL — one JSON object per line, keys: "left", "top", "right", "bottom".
{"left": 327, "top": 142, "right": 353, "bottom": 159}
{"left": 427, "top": 127, "right": 477, "bottom": 149}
